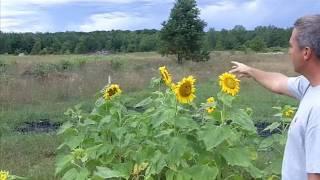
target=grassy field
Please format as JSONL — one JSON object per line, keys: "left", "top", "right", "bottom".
{"left": 0, "top": 51, "right": 298, "bottom": 179}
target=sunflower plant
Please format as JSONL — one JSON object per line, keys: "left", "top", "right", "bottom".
{"left": 257, "top": 105, "right": 296, "bottom": 178}
{"left": 56, "top": 68, "right": 280, "bottom": 179}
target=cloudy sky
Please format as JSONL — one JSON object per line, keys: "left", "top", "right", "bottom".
{"left": 1, "top": 0, "right": 320, "bottom": 32}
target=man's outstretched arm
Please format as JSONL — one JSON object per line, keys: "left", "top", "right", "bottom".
{"left": 229, "top": 61, "right": 294, "bottom": 97}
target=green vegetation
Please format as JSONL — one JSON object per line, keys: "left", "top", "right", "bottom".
{"left": 159, "top": 0, "right": 208, "bottom": 63}
{"left": 0, "top": 52, "right": 297, "bottom": 179}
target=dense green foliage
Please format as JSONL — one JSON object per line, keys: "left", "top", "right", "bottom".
{"left": 159, "top": 0, "right": 208, "bottom": 63}
{"left": 0, "top": 25, "right": 291, "bottom": 55}
{"left": 55, "top": 74, "right": 293, "bottom": 179}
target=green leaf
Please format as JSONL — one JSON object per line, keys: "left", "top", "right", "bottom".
{"left": 229, "top": 109, "right": 256, "bottom": 132}
{"left": 165, "top": 169, "right": 175, "bottom": 180}
{"left": 182, "top": 165, "right": 219, "bottom": 180}
{"left": 167, "top": 137, "right": 189, "bottom": 165}
{"left": 95, "top": 97, "right": 105, "bottom": 107}
{"left": 62, "top": 168, "right": 78, "bottom": 180}
{"left": 245, "top": 164, "right": 264, "bottom": 178}
{"left": 65, "top": 134, "right": 84, "bottom": 149}
{"left": 111, "top": 127, "right": 126, "bottom": 140}
{"left": 112, "top": 162, "right": 133, "bottom": 179}
{"left": 175, "top": 116, "right": 199, "bottom": 130}
{"left": 94, "top": 166, "right": 126, "bottom": 179}
{"left": 77, "top": 168, "right": 90, "bottom": 180}
{"left": 83, "top": 119, "right": 96, "bottom": 125}
{"left": 198, "top": 125, "right": 232, "bottom": 150}
{"left": 259, "top": 137, "right": 274, "bottom": 149}
{"left": 86, "top": 144, "right": 103, "bottom": 159}
{"left": 98, "top": 115, "right": 111, "bottom": 128}
{"left": 146, "top": 150, "right": 167, "bottom": 176}
{"left": 217, "top": 92, "right": 235, "bottom": 107}
{"left": 55, "top": 155, "right": 73, "bottom": 175}
{"left": 57, "top": 122, "right": 73, "bottom": 135}
{"left": 151, "top": 108, "right": 175, "bottom": 128}
{"left": 273, "top": 113, "right": 282, "bottom": 117}
{"left": 263, "top": 122, "right": 281, "bottom": 132}
{"left": 221, "top": 147, "right": 252, "bottom": 167}
{"left": 134, "top": 97, "right": 153, "bottom": 108}
{"left": 154, "top": 129, "right": 174, "bottom": 138}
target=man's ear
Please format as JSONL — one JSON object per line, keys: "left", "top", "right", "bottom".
{"left": 303, "top": 47, "right": 312, "bottom": 61}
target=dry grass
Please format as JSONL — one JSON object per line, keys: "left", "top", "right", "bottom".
{"left": 0, "top": 51, "right": 297, "bottom": 106}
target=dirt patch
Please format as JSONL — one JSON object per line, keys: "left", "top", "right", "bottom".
{"left": 16, "top": 119, "right": 61, "bottom": 133}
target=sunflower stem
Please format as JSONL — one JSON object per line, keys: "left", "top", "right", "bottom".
{"left": 174, "top": 98, "right": 178, "bottom": 136}
{"left": 221, "top": 103, "right": 225, "bottom": 125}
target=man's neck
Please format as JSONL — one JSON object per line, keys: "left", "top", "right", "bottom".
{"left": 303, "top": 58, "right": 320, "bottom": 86}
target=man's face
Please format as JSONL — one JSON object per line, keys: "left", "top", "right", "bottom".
{"left": 289, "top": 28, "right": 304, "bottom": 73}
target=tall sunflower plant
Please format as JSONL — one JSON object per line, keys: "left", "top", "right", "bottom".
{"left": 56, "top": 66, "right": 279, "bottom": 179}
{"left": 257, "top": 105, "right": 296, "bottom": 178}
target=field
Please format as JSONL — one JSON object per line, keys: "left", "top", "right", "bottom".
{"left": 0, "top": 51, "right": 298, "bottom": 179}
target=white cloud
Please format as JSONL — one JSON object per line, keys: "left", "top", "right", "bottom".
{"left": 1, "top": 0, "right": 170, "bottom": 32}
{"left": 200, "top": 0, "right": 267, "bottom": 30}
{"left": 2, "top": 0, "right": 160, "bottom": 7}
{"left": 79, "top": 12, "right": 149, "bottom": 31}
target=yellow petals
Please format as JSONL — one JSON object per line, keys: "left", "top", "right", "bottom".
{"left": 219, "top": 72, "right": 240, "bottom": 96}
{"left": 0, "top": 170, "right": 9, "bottom": 180}
{"left": 159, "top": 66, "right": 172, "bottom": 87}
{"left": 174, "top": 76, "right": 196, "bottom": 104}
{"left": 206, "top": 97, "right": 216, "bottom": 113}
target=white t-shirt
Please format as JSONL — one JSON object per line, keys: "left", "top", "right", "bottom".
{"left": 282, "top": 75, "right": 320, "bottom": 180}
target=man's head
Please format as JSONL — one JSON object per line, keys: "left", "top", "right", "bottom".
{"left": 289, "top": 15, "right": 320, "bottom": 73}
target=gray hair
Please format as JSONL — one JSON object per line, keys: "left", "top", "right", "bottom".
{"left": 294, "top": 15, "right": 320, "bottom": 59}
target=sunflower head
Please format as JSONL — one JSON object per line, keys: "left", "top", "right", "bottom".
{"left": 132, "top": 162, "right": 148, "bottom": 176}
{"left": 0, "top": 170, "right": 9, "bottom": 180}
{"left": 174, "top": 76, "right": 196, "bottom": 104}
{"left": 219, "top": 72, "right": 240, "bottom": 96}
{"left": 103, "top": 84, "right": 122, "bottom": 100}
{"left": 159, "top": 66, "right": 172, "bottom": 87}
{"left": 283, "top": 108, "right": 295, "bottom": 119}
{"left": 72, "top": 148, "right": 87, "bottom": 160}
{"left": 206, "top": 97, "right": 216, "bottom": 113}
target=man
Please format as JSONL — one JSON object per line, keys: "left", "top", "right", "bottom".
{"left": 229, "top": 15, "right": 320, "bottom": 180}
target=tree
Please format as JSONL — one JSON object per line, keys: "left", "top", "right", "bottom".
{"left": 207, "top": 28, "right": 217, "bottom": 50}
{"left": 159, "top": 0, "right": 208, "bottom": 64}
{"left": 31, "top": 39, "right": 41, "bottom": 54}
{"left": 246, "top": 37, "right": 266, "bottom": 52}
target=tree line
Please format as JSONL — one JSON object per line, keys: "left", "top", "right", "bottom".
{"left": 0, "top": 26, "right": 291, "bottom": 55}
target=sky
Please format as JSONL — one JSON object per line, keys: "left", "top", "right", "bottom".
{"left": 1, "top": 0, "right": 320, "bottom": 33}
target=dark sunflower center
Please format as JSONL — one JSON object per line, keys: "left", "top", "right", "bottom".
{"left": 179, "top": 82, "right": 192, "bottom": 97}
{"left": 107, "top": 87, "right": 118, "bottom": 96}
{"left": 225, "top": 78, "right": 236, "bottom": 89}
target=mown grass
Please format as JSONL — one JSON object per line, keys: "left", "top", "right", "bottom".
{"left": 0, "top": 51, "right": 298, "bottom": 179}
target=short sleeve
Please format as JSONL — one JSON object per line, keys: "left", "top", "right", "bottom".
{"left": 287, "top": 76, "right": 310, "bottom": 100}
{"left": 305, "top": 106, "right": 320, "bottom": 173}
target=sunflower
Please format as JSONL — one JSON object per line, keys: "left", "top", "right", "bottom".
{"left": 206, "top": 97, "right": 216, "bottom": 113}
{"left": 72, "top": 148, "right": 87, "bottom": 160}
{"left": 219, "top": 72, "right": 240, "bottom": 96}
{"left": 132, "top": 162, "right": 148, "bottom": 176}
{"left": 103, "top": 84, "right": 122, "bottom": 100}
{"left": 174, "top": 76, "right": 196, "bottom": 104}
{"left": 0, "top": 170, "right": 9, "bottom": 180}
{"left": 159, "top": 66, "right": 172, "bottom": 87}
{"left": 283, "top": 108, "right": 295, "bottom": 119}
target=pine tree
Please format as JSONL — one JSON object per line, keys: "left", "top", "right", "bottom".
{"left": 159, "top": 0, "right": 208, "bottom": 64}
